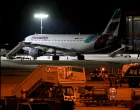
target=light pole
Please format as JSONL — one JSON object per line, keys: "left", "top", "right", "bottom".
{"left": 34, "top": 13, "right": 49, "bottom": 34}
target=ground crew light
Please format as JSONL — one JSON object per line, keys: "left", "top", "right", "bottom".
{"left": 101, "top": 68, "right": 105, "bottom": 71}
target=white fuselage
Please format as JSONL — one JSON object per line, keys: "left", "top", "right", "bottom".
{"left": 24, "top": 34, "right": 98, "bottom": 52}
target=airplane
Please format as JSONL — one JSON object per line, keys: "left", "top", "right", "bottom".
{"left": 22, "top": 8, "right": 122, "bottom": 60}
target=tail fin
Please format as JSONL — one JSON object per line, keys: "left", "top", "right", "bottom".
{"left": 102, "top": 8, "right": 122, "bottom": 35}
{"left": 93, "top": 8, "right": 122, "bottom": 50}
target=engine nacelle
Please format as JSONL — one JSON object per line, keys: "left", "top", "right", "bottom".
{"left": 29, "top": 48, "right": 45, "bottom": 58}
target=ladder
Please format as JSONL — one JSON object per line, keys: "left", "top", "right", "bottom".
{"left": 6, "top": 41, "right": 25, "bottom": 59}
{"left": 108, "top": 44, "right": 125, "bottom": 57}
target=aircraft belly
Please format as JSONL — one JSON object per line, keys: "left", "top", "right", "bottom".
{"left": 68, "top": 42, "right": 93, "bottom": 52}
{"left": 32, "top": 42, "right": 93, "bottom": 53}
{"left": 80, "top": 44, "right": 93, "bottom": 52}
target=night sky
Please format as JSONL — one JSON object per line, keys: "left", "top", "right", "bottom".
{"left": 1, "top": 0, "right": 133, "bottom": 49}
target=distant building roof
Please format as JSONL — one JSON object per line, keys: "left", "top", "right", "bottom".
{"left": 125, "top": 9, "right": 140, "bottom": 15}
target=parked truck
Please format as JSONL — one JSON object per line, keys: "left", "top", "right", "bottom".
{"left": 80, "top": 86, "right": 110, "bottom": 106}
{"left": 79, "top": 86, "right": 140, "bottom": 107}
{"left": 121, "top": 63, "right": 140, "bottom": 88}
{"left": 0, "top": 65, "right": 86, "bottom": 110}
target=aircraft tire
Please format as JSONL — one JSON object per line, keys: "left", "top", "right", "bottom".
{"left": 33, "top": 57, "right": 37, "bottom": 60}
{"left": 52, "top": 55, "right": 59, "bottom": 60}
{"left": 77, "top": 55, "right": 85, "bottom": 60}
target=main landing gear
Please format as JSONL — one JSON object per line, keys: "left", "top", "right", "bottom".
{"left": 77, "top": 54, "right": 85, "bottom": 60}
{"left": 52, "top": 50, "right": 60, "bottom": 60}
{"left": 52, "top": 51, "right": 85, "bottom": 60}
{"left": 52, "top": 55, "right": 60, "bottom": 60}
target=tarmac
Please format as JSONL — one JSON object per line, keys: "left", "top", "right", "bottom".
{"left": 75, "top": 107, "right": 130, "bottom": 110}
{"left": 1, "top": 58, "right": 132, "bottom": 96}
{"left": 1, "top": 56, "right": 139, "bottom": 109}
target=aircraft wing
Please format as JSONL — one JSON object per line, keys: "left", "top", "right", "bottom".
{"left": 24, "top": 42, "right": 76, "bottom": 52}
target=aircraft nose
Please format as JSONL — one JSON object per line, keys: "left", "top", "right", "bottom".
{"left": 24, "top": 36, "right": 31, "bottom": 42}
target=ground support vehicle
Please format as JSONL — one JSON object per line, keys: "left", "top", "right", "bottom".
{"left": 90, "top": 68, "right": 108, "bottom": 81}
{"left": 79, "top": 87, "right": 110, "bottom": 107}
{"left": 130, "top": 88, "right": 140, "bottom": 110}
{"left": 79, "top": 87, "right": 140, "bottom": 108}
{"left": 0, "top": 65, "right": 86, "bottom": 110}
{"left": 121, "top": 63, "right": 140, "bottom": 88}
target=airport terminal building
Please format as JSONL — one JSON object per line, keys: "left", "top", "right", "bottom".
{"left": 124, "top": 9, "right": 140, "bottom": 52}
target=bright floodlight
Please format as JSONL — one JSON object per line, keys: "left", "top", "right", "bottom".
{"left": 34, "top": 13, "right": 48, "bottom": 18}
{"left": 34, "top": 13, "right": 49, "bottom": 34}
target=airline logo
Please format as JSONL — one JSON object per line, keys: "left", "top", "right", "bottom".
{"left": 31, "top": 36, "right": 48, "bottom": 41}
{"left": 84, "top": 34, "right": 97, "bottom": 43}
{"left": 93, "top": 8, "right": 122, "bottom": 50}
{"left": 94, "top": 23, "right": 120, "bottom": 50}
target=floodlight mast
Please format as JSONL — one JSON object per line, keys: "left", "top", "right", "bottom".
{"left": 34, "top": 13, "right": 49, "bottom": 34}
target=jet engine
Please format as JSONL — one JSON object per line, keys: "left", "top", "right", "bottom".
{"left": 29, "top": 48, "right": 45, "bottom": 58}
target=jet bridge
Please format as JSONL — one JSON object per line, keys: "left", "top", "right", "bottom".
{"left": 6, "top": 41, "right": 26, "bottom": 59}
